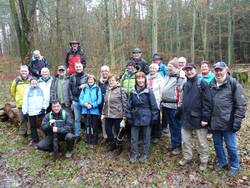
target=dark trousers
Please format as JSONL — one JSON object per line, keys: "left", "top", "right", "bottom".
{"left": 162, "top": 107, "right": 169, "bottom": 130}
{"left": 37, "top": 133, "right": 75, "bottom": 152}
{"left": 131, "top": 126, "right": 151, "bottom": 157}
{"left": 84, "top": 114, "right": 99, "bottom": 145}
{"left": 151, "top": 110, "right": 161, "bottom": 139}
{"left": 105, "top": 118, "right": 122, "bottom": 144}
{"left": 165, "top": 108, "right": 182, "bottom": 148}
{"left": 29, "top": 115, "right": 43, "bottom": 142}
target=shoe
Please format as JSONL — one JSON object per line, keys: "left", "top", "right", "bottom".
{"left": 227, "top": 168, "right": 240, "bottom": 177}
{"left": 152, "top": 138, "right": 160, "bottom": 144}
{"left": 138, "top": 155, "right": 148, "bottom": 163}
{"left": 65, "top": 151, "right": 73, "bottom": 158}
{"left": 129, "top": 156, "right": 137, "bottom": 164}
{"left": 199, "top": 163, "right": 207, "bottom": 171}
{"left": 162, "top": 128, "right": 168, "bottom": 135}
{"left": 172, "top": 148, "right": 181, "bottom": 155}
{"left": 179, "top": 159, "right": 191, "bottom": 166}
{"left": 214, "top": 163, "right": 228, "bottom": 172}
{"left": 207, "top": 133, "right": 213, "bottom": 140}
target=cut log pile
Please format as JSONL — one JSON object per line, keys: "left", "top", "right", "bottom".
{"left": 0, "top": 102, "right": 20, "bottom": 126}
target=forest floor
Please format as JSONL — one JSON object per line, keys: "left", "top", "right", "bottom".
{"left": 0, "top": 80, "right": 250, "bottom": 187}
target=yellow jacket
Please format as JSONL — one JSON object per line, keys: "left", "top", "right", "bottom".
{"left": 10, "top": 76, "right": 31, "bottom": 108}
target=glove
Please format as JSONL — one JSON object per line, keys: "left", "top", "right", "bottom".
{"left": 23, "top": 114, "right": 28, "bottom": 120}
{"left": 175, "top": 107, "right": 182, "bottom": 120}
{"left": 232, "top": 123, "right": 241, "bottom": 133}
{"left": 40, "top": 109, "right": 46, "bottom": 115}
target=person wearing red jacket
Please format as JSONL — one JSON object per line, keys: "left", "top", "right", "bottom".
{"left": 65, "top": 40, "right": 87, "bottom": 75}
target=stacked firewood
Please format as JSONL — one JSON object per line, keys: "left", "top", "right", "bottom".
{"left": 0, "top": 102, "right": 20, "bottom": 126}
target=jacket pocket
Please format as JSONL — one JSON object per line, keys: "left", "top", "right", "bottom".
{"left": 190, "top": 111, "right": 201, "bottom": 118}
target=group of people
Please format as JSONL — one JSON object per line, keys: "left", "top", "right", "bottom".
{"left": 10, "top": 41, "right": 246, "bottom": 177}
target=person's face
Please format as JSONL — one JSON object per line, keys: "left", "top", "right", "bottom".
{"left": 127, "top": 65, "right": 134, "bottom": 72}
{"left": 58, "top": 69, "right": 66, "bottom": 77}
{"left": 167, "top": 64, "right": 176, "bottom": 76}
{"left": 179, "top": 61, "right": 186, "bottom": 69}
{"left": 101, "top": 69, "right": 109, "bottom": 79}
{"left": 34, "top": 52, "right": 40, "bottom": 59}
{"left": 41, "top": 69, "right": 50, "bottom": 78}
{"left": 214, "top": 68, "right": 227, "bottom": 82}
{"left": 185, "top": 68, "right": 196, "bottom": 78}
{"left": 153, "top": 59, "right": 161, "bottom": 65}
{"left": 136, "top": 76, "right": 146, "bottom": 87}
{"left": 52, "top": 103, "right": 61, "bottom": 114}
{"left": 150, "top": 66, "right": 157, "bottom": 75}
{"left": 31, "top": 80, "right": 38, "bottom": 87}
{"left": 75, "top": 63, "right": 83, "bottom": 73}
{"left": 200, "top": 63, "right": 209, "bottom": 74}
{"left": 72, "top": 43, "right": 79, "bottom": 50}
{"left": 109, "top": 77, "right": 117, "bottom": 88}
{"left": 132, "top": 52, "right": 141, "bottom": 59}
{"left": 88, "top": 77, "right": 95, "bottom": 85}
{"left": 20, "top": 68, "right": 29, "bottom": 78}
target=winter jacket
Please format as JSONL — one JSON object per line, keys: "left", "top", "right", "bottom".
{"left": 126, "top": 87, "right": 159, "bottom": 126}
{"left": 69, "top": 72, "right": 88, "bottom": 102}
{"left": 98, "top": 78, "right": 109, "bottom": 96}
{"left": 79, "top": 83, "right": 102, "bottom": 115}
{"left": 209, "top": 76, "right": 246, "bottom": 132}
{"left": 38, "top": 76, "right": 53, "bottom": 110}
{"left": 65, "top": 47, "right": 87, "bottom": 75}
{"left": 120, "top": 70, "right": 136, "bottom": 95}
{"left": 130, "top": 58, "right": 149, "bottom": 74}
{"left": 28, "top": 56, "right": 49, "bottom": 78}
{"left": 102, "top": 85, "right": 128, "bottom": 118}
{"left": 22, "top": 86, "right": 45, "bottom": 116}
{"left": 161, "top": 73, "right": 185, "bottom": 109}
{"left": 50, "top": 76, "right": 71, "bottom": 107}
{"left": 41, "top": 110, "right": 73, "bottom": 135}
{"left": 158, "top": 62, "right": 168, "bottom": 77}
{"left": 181, "top": 76, "right": 212, "bottom": 129}
{"left": 147, "top": 73, "right": 163, "bottom": 108}
{"left": 198, "top": 71, "right": 215, "bottom": 84}
{"left": 10, "top": 76, "right": 31, "bottom": 108}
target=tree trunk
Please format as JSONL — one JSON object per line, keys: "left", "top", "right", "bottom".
{"left": 152, "top": 0, "right": 158, "bottom": 54}
{"left": 191, "top": 2, "right": 196, "bottom": 64}
{"left": 175, "top": 0, "right": 181, "bottom": 56}
{"left": 107, "top": 0, "right": 115, "bottom": 67}
{"left": 218, "top": 16, "right": 222, "bottom": 61}
{"left": 227, "top": 0, "right": 234, "bottom": 66}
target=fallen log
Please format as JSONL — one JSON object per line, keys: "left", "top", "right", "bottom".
{"left": 0, "top": 102, "right": 20, "bottom": 126}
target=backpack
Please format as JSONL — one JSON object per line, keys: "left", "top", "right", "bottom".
{"left": 49, "top": 110, "right": 66, "bottom": 121}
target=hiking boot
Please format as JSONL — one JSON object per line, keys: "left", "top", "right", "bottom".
{"left": 65, "top": 151, "right": 73, "bottom": 158}
{"left": 227, "top": 168, "right": 240, "bottom": 177}
{"left": 199, "top": 163, "right": 208, "bottom": 171}
{"left": 139, "top": 155, "right": 148, "bottom": 163}
{"left": 214, "top": 163, "right": 228, "bottom": 172}
{"left": 129, "top": 156, "right": 137, "bottom": 164}
{"left": 152, "top": 138, "right": 160, "bottom": 144}
{"left": 172, "top": 148, "right": 181, "bottom": 155}
{"left": 179, "top": 159, "right": 191, "bottom": 166}
{"left": 162, "top": 128, "right": 169, "bottom": 135}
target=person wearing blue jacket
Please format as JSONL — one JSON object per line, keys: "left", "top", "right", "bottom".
{"left": 198, "top": 60, "right": 215, "bottom": 84}
{"left": 79, "top": 75, "right": 102, "bottom": 148}
{"left": 152, "top": 53, "right": 168, "bottom": 77}
{"left": 126, "top": 72, "right": 159, "bottom": 163}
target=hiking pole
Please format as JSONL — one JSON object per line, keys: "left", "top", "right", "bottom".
{"left": 52, "top": 120, "right": 64, "bottom": 160}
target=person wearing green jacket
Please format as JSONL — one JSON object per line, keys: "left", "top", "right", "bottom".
{"left": 120, "top": 60, "right": 137, "bottom": 95}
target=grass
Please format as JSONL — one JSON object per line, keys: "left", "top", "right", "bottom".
{"left": 0, "top": 80, "right": 250, "bottom": 187}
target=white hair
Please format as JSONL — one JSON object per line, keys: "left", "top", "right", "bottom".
{"left": 33, "top": 50, "right": 41, "bottom": 56}
{"left": 20, "top": 65, "right": 29, "bottom": 71}
{"left": 149, "top": 63, "right": 159, "bottom": 70}
{"left": 178, "top": 57, "right": 187, "bottom": 63}
{"left": 41, "top": 67, "right": 50, "bottom": 73}
{"left": 101, "top": 65, "right": 110, "bottom": 72}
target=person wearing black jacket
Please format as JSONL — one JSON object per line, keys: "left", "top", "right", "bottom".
{"left": 65, "top": 40, "right": 87, "bottom": 75}
{"left": 36, "top": 101, "right": 75, "bottom": 158}
{"left": 210, "top": 62, "right": 246, "bottom": 177}
{"left": 129, "top": 48, "right": 149, "bottom": 75}
{"left": 69, "top": 63, "right": 88, "bottom": 140}
{"left": 178, "top": 63, "right": 212, "bottom": 171}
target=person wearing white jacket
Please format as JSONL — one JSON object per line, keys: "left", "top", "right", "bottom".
{"left": 147, "top": 63, "right": 163, "bottom": 144}
{"left": 22, "top": 78, "right": 46, "bottom": 144}
{"left": 38, "top": 67, "right": 53, "bottom": 112}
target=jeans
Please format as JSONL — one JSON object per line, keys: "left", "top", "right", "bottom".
{"left": 165, "top": 108, "right": 181, "bottom": 148}
{"left": 131, "top": 126, "right": 151, "bottom": 157}
{"left": 212, "top": 130, "right": 240, "bottom": 169}
{"left": 161, "top": 107, "right": 169, "bottom": 130}
{"left": 72, "top": 101, "right": 82, "bottom": 137}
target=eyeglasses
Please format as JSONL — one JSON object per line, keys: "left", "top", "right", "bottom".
{"left": 59, "top": 69, "right": 65, "bottom": 72}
